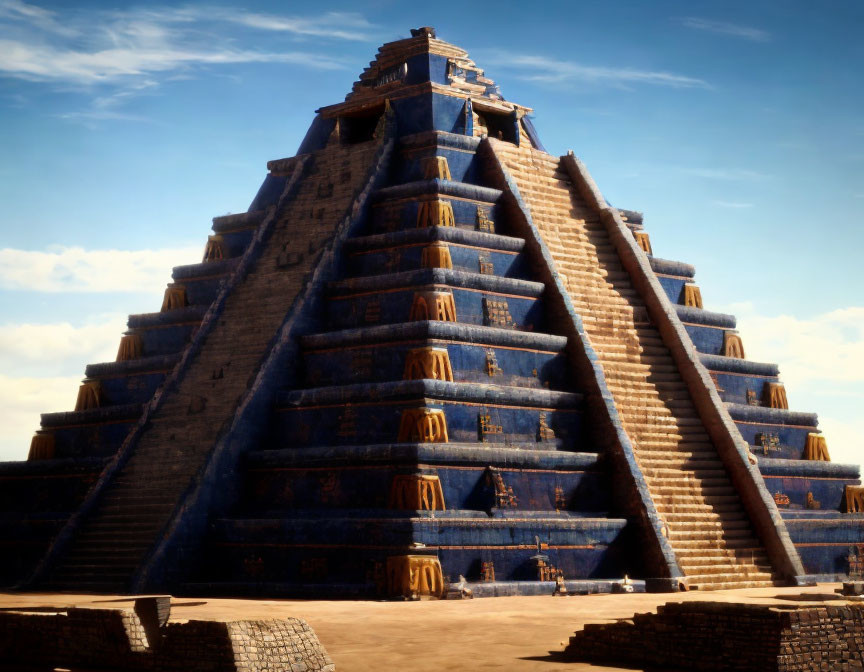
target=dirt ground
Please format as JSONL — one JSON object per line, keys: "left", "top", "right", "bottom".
{"left": 0, "top": 584, "right": 848, "bottom": 671}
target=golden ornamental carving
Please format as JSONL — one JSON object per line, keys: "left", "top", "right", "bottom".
{"left": 403, "top": 347, "right": 454, "bottom": 382}
{"left": 845, "top": 485, "right": 864, "bottom": 513}
{"left": 28, "top": 432, "right": 55, "bottom": 461}
{"left": 804, "top": 433, "right": 831, "bottom": 462}
{"left": 634, "top": 231, "right": 653, "bottom": 255}
{"left": 389, "top": 474, "right": 446, "bottom": 511}
{"left": 763, "top": 382, "right": 789, "bottom": 409}
{"left": 476, "top": 206, "right": 494, "bottom": 233}
{"left": 397, "top": 408, "right": 449, "bottom": 443}
{"left": 420, "top": 242, "right": 453, "bottom": 269}
{"left": 74, "top": 381, "right": 101, "bottom": 412}
{"left": 480, "top": 561, "right": 495, "bottom": 582}
{"left": 386, "top": 555, "right": 445, "bottom": 599}
{"left": 409, "top": 290, "right": 457, "bottom": 322}
{"left": 683, "top": 284, "right": 703, "bottom": 309}
{"left": 722, "top": 332, "right": 745, "bottom": 359}
{"left": 420, "top": 156, "right": 452, "bottom": 181}
{"left": 161, "top": 285, "right": 188, "bottom": 312}
{"left": 416, "top": 199, "right": 455, "bottom": 228}
{"left": 202, "top": 234, "right": 226, "bottom": 262}
{"left": 116, "top": 333, "right": 143, "bottom": 362}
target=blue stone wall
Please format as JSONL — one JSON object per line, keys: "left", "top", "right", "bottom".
{"left": 270, "top": 400, "right": 584, "bottom": 448}
{"left": 302, "top": 341, "right": 570, "bottom": 390}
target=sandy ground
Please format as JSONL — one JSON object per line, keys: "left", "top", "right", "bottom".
{"left": 0, "top": 584, "right": 849, "bottom": 671}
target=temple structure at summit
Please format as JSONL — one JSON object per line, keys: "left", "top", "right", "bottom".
{"left": 2, "top": 27, "right": 862, "bottom": 597}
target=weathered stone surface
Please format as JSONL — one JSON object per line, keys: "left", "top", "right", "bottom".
{"left": 565, "top": 600, "right": 864, "bottom": 671}
{"left": 0, "top": 598, "right": 334, "bottom": 672}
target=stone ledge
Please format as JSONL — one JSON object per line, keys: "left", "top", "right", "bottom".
{"left": 675, "top": 304, "right": 737, "bottom": 328}
{"left": 726, "top": 403, "right": 818, "bottom": 427}
{"left": 759, "top": 457, "right": 860, "bottom": 479}
{"left": 344, "top": 225, "right": 525, "bottom": 252}
{"left": 327, "top": 267, "right": 544, "bottom": 296}
{"left": 127, "top": 305, "right": 208, "bottom": 329}
{"left": 466, "top": 578, "right": 645, "bottom": 597}
{"left": 301, "top": 320, "right": 567, "bottom": 351}
{"left": 246, "top": 443, "right": 601, "bottom": 469}
{"left": 211, "top": 209, "right": 267, "bottom": 233}
{"left": 372, "top": 178, "right": 502, "bottom": 204}
{"left": 40, "top": 403, "right": 143, "bottom": 428}
{"left": 700, "top": 353, "right": 780, "bottom": 377}
{"left": 399, "top": 130, "right": 482, "bottom": 152}
{"left": 85, "top": 353, "right": 181, "bottom": 379}
{"left": 649, "top": 256, "right": 696, "bottom": 278}
{"left": 0, "top": 456, "right": 107, "bottom": 477}
{"left": 171, "top": 258, "right": 237, "bottom": 280}
{"left": 277, "top": 378, "right": 583, "bottom": 409}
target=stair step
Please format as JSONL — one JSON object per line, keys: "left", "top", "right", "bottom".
{"left": 662, "top": 512, "right": 749, "bottom": 523}
{"left": 668, "top": 527, "right": 755, "bottom": 541}
{"left": 684, "top": 576, "right": 775, "bottom": 590}
{"left": 681, "top": 565, "right": 774, "bottom": 579}
{"left": 646, "top": 478, "right": 732, "bottom": 490}
{"left": 671, "top": 537, "right": 763, "bottom": 550}
{"left": 679, "top": 557, "right": 770, "bottom": 570}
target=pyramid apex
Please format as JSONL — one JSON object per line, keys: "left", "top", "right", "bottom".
{"left": 316, "top": 27, "right": 531, "bottom": 124}
{"left": 410, "top": 26, "right": 436, "bottom": 38}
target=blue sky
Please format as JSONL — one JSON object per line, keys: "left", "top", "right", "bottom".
{"left": 0, "top": 0, "right": 862, "bottom": 465}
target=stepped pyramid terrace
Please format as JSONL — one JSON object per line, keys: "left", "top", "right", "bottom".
{"left": 3, "top": 26, "right": 863, "bottom": 599}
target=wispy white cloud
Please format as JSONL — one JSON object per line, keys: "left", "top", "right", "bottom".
{"left": 712, "top": 200, "right": 754, "bottom": 209}
{"left": 222, "top": 10, "right": 375, "bottom": 41}
{"left": 677, "top": 17, "right": 771, "bottom": 42}
{"left": 0, "top": 3, "right": 361, "bottom": 93}
{"left": 726, "top": 304, "right": 864, "bottom": 387}
{"left": 0, "top": 315, "right": 127, "bottom": 377}
{"left": 484, "top": 52, "right": 710, "bottom": 90}
{"left": 0, "top": 39, "right": 346, "bottom": 84}
{"left": 0, "top": 244, "right": 200, "bottom": 292}
{"left": 0, "top": 0, "right": 76, "bottom": 36}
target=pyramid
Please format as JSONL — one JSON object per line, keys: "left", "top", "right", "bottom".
{"left": 3, "top": 27, "right": 862, "bottom": 597}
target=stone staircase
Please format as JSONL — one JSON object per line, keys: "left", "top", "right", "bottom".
{"left": 491, "top": 140, "right": 775, "bottom": 590}
{"left": 39, "top": 139, "right": 382, "bottom": 591}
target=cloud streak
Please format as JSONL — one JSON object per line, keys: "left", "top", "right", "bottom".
{"left": 728, "top": 304, "right": 864, "bottom": 387}
{"left": 0, "top": 0, "right": 76, "bottom": 36}
{"left": 484, "top": 52, "right": 710, "bottom": 90}
{"left": 0, "top": 244, "right": 201, "bottom": 293}
{"left": 0, "top": 3, "right": 363, "bottom": 88}
{"left": 0, "top": 315, "right": 127, "bottom": 376}
{"left": 0, "top": 39, "right": 346, "bottom": 84}
{"left": 678, "top": 17, "right": 771, "bottom": 42}
{"left": 223, "top": 10, "right": 376, "bottom": 41}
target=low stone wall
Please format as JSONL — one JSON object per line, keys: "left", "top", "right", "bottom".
{"left": 565, "top": 600, "right": 864, "bottom": 671}
{"left": 0, "top": 598, "right": 334, "bottom": 671}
